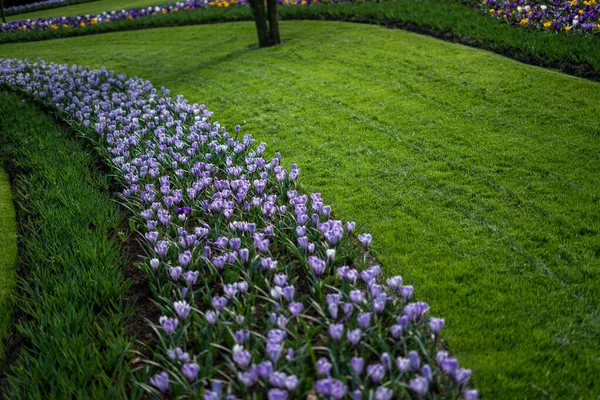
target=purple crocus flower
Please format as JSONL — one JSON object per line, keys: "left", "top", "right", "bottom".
{"left": 357, "top": 233, "right": 372, "bottom": 247}
{"left": 150, "top": 371, "right": 170, "bottom": 393}
{"left": 328, "top": 323, "right": 344, "bottom": 341}
{"left": 288, "top": 302, "right": 304, "bottom": 317}
{"left": 150, "top": 258, "right": 160, "bottom": 270}
{"left": 159, "top": 316, "right": 178, "bottom": 335}
{"left": 205, "top": 310, "right": 217, "bottom": 325}
{"left": 308, "top": 256, "right": 326, "bottom": 276}
{"left": 175, "top": 206, "right": 191, "bottom": 216}
{"left": 268, "top": 389, "right": 288, "bottom": 400}
{"left": 238, "top": 370, "right": 257, "bottom": 388}
{"left": 182, "top": 363, "right": 200, "bottom": 382}
{"left": 349, "top": 289, "right": 365, "bottom": 304}
{"left": 347, "top": 328, "right": 362, "bottom": 345}
{"left": 366, "top": 363, "right": 385, "bottom": 383}
{"left": 381, "top": 353, "right": 392, "bottom": 371}
{"left": 409, "top": 376, "right": 429, "bottom": 397}
{"left": 174, "top": 300, "right": 191, "bottom": 320}
{"left": 269, "top": 371, "right": 287, "bottom": 388}
{"left": 285, "top": 375, "right": 299, "bottom": 391}
{"left": 178, "top": 251, "right": 192, "bottom": 268}
{"left": 375, "top": 387, "right": 394, "bottom": 400}
{"left": 211, "top": 296, "right": 227, "bottom": 311}
{"left": 350, "top": 357, "right": 364, "bottom": 375}
{"left": 232, "top": 347, "right": 252, "bottom": 369}
{"left": 422, "top": 365, "right": 432, "bottom": 382}
{"left": 464, "top": 389, "right": 480, "bottom": 400}
{"left": 317, "top": 357, "right": 333, "bottom": 376}
{"left": 155, "top": 240, "right": 168, "bottom": 258}
{"left": 169, "top": 266, "right": 182, "bottom": 281}
{"left": 330, "top": 380, "right": 348, "bottom": 399}
{"left": 441, "top": 358, "right": 459, "bottom": 378}
{"left": 183, "top": 270, "right": 199, "bottom": 285}
{"left": 396, "top": 357, "right": 410, "bottom": 373}
{"left": 429, "top": 317, "right": 445, "bottom": 336}
{"left": 455, "top": 368, "right": 472, "bottom": 385}
{"left": 273, "top": 273, "right": 288, "bottom": 287}
{"left": 257, "top": 360, "right": 273, "bottom": 379}
{"left": 357, "top": 312, "right": 371, "bottom": 329}
{"left": 408, "top": 350, "right": 420, "bottom": 372}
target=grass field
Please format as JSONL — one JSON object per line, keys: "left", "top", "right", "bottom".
{"left": 0, "top": 166, "right": 16, "bottom": 365}
{"left": 1, "top": 20, "right": 599, "bottom": 399}
{"left": 0, "top": 92, "right": 139, "bottom": 398}
{"left": 6, "top": 0, "right": 167, "bottom": 21}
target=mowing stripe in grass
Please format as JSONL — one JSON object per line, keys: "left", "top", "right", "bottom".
{"left": 0, "top": 166, "right": 17, "bottom": 365}
{"left": 0, "top": 92, "right": 141, "bottom": 398}
{"left": 1, "top": 1, "right": 599, "bottom": 79}
{"left": 2, "top": 22, "right": 597, "bottom": 399}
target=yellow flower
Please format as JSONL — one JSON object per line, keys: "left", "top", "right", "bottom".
{"left": 161, "top": 8, "right": 167, "bottom": 14}
{"left": 62, "top": 23, "right": 70, "bottom": 29}
{"left": 520, "top": 18, "right": 529, "bottom": 24}
{"left": 489, "top": 8, "right": 495, "bottom": 13}
{"left": 50, "top": 24, "right": 58, "bottom": 30}
{"left": 579, "top": 9, "right": 584, "bottom": 14}
{"left": 565, "top": 25, "right": 571, "bottom": 32}
{"left": 90, "top": 18, "right": 98, "bottom": 25}
{"left": 80, "top": 21, "right": 86, "bottom": 27}
{"left": 173, "top": 7, "right": 179, "bottom": 12}
{"left": 543, "top": 21, "right": 552, "bottom": 28}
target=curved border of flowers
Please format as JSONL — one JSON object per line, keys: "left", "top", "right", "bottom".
{"left": 0, "top": 58, "right": 479, "bottom": 400}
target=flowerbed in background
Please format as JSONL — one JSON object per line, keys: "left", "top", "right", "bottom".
{"left": 0, "top": 57, "right": 478, "bottom": 399}
{"left": 484, "top": 0, "right": 600, "bottom": 33}
{"left": 4, "top": 0, "right": 99, "bottom": 17}
{"left": 0, "top": 0, "right": 342, "bottom": 32}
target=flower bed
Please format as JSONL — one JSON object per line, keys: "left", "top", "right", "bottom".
{"left": 0, "top": 0, "right": 342, "bottom": 32}
{"left": 484, "top": 0, "right": 600, "bottom": 33}
{"left": 0, "top": 57, "right": 478, "bottom": 399}
{"left": 4, "top": 0, "right": 98, "bottom": 17}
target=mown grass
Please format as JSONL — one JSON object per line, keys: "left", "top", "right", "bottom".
{"left": 1, "top": 0, "right": 600, "bottom": 78}
{"left": 2, "top": 21, "right": 598, "bottom": 399}
{"left": 0, "top": 166, "right": 16, "bottom": 365}
{"left": 0, "top": 92, "right": 141, "bottom": 398}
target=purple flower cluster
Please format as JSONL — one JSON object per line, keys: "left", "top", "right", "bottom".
{"left": 0, "top": 0, "right": 248, "bottom": 33}
{"left": 0, "top": 58, "right": 478, "bottom": 399}
{"left": 4, "top": 0, "right": 68, "bottom": 16}
{"left": 484, "top": 0, "right": 600, "bottom": 33}
{"left": 0, "top": 0, "right": 346, "bottom": 33}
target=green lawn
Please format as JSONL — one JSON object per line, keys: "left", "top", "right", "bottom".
{"left": 0, "top": 166, "right": 16, "bottom": 364}
{"left": 1, "top": 21, "right": 599, "bottom": 399}
{"left": 6, "top": 0, "right": 168, "bottom": 21}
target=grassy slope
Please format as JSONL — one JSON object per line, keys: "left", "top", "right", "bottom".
{"left": 0, "top": 92, "right": 139, "bottom": 398}
{"left": 0, "top": 167, "right": 16, "bottom": 364}
{"left": 3, "top": 0, "right": 600, "bottom": 77}
{"left": 6, "top": 0, "right": 168, "bottom": 21}
{"left": 1, "top": 22, "right": 599, "bottom": 399}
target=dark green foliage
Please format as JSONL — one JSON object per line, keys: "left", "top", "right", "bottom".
{"left": 0, "top": 92, "right": 140, "bottom": 399}
{"left": 0, "top": 162, "right": 17, "bottom": 364}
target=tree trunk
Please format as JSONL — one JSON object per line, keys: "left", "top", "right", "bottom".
{"left": 266, "top": 0, "right": 280, "bottom": 45}
{"left": 248, "top": 0, "right": 270, "bottom": 47}
{"left": 0, "top": 0, "right": 6, "bottom": 25}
